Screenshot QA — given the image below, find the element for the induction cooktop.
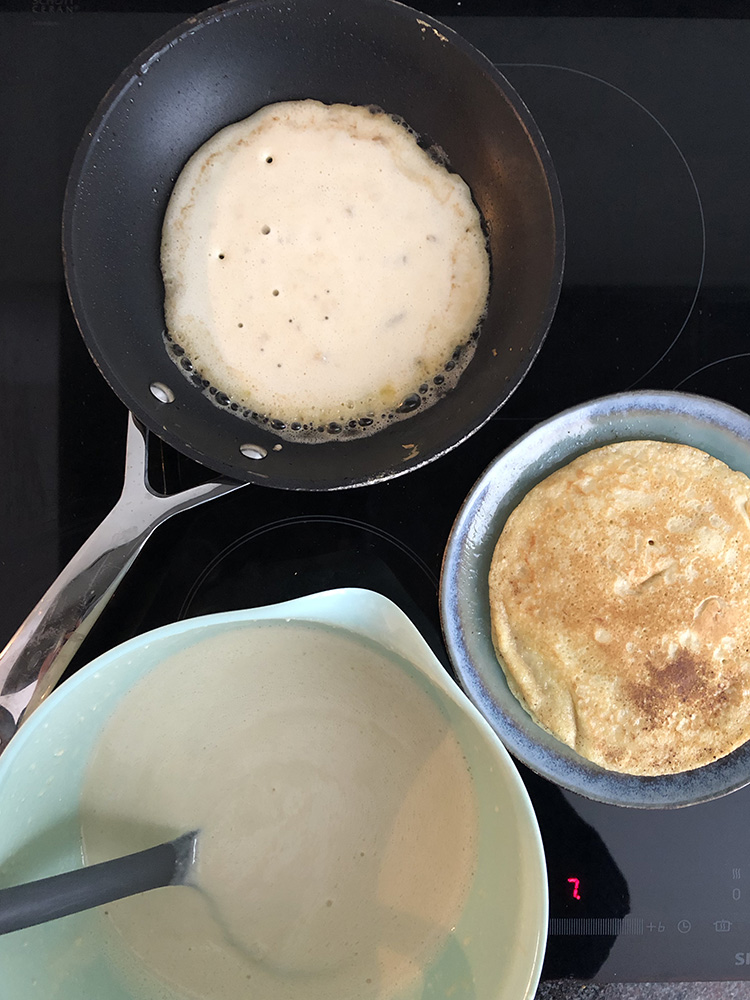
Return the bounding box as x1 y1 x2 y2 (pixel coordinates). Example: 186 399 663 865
2 1 750 983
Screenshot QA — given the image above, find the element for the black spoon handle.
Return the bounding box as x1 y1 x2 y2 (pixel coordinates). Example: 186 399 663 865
0 832 196 935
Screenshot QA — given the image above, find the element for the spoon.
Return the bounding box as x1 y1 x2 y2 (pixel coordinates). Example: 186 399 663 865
0 830 198 935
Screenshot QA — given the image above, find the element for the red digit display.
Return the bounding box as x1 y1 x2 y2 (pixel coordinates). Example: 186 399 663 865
567 877 581 900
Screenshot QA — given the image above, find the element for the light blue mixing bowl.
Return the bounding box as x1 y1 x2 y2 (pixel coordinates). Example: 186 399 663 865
0 588 547 1000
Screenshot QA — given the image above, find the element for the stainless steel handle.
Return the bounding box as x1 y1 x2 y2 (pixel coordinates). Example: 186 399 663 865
0 415 244 749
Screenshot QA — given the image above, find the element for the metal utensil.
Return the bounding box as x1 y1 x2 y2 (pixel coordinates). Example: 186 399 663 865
0 416 243 751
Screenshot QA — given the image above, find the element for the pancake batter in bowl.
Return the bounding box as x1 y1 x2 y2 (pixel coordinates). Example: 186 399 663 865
79 620 478 1000
160 99 490 439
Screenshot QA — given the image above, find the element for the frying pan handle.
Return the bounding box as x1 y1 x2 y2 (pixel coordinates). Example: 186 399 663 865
0 415 244 751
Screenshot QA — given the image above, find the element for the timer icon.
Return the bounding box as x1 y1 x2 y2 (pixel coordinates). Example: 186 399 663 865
677 919 691 934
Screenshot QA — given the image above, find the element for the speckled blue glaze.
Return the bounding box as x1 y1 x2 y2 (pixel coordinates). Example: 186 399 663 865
440 390 750 809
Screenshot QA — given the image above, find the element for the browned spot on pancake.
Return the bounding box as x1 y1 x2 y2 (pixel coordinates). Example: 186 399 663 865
602 744 624 767
627 651 706 722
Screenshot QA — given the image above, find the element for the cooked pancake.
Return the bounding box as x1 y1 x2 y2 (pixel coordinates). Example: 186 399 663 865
161 99 489 439
488 439 750 776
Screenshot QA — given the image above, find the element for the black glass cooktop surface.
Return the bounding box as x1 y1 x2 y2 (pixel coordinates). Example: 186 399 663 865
2 2 750 985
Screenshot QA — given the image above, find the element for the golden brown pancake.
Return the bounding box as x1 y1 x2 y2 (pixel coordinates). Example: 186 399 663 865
488 439 750 775
161 99 489 440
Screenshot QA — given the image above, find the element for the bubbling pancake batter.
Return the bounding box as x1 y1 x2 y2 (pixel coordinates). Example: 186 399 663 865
80 621 478 1000
160 100 490 439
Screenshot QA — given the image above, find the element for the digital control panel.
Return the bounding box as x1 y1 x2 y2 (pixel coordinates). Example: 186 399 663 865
526 768 750 981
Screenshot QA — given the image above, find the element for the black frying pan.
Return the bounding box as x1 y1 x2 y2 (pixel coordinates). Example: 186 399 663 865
0 0 564 745
62 0 564 490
